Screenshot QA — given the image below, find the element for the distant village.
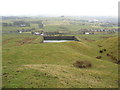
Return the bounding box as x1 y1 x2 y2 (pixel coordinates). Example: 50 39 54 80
2 20 118 35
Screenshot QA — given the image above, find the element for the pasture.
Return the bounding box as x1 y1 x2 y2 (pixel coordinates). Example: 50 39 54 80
2 17 119 88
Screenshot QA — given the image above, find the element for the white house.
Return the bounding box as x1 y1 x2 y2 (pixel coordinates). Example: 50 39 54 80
34 32 40 35
19 31 22 33
41 33 44 36
20 24 26 27
85 32 90 34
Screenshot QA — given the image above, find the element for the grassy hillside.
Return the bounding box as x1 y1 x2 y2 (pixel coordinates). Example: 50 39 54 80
2 33 118 88
96 36 119 63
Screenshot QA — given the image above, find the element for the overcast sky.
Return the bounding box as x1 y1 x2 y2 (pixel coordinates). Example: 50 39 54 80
0 0 119 16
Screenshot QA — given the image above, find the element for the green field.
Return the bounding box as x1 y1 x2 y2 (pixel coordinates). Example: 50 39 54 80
2 33 118 88
2 17 118 33
2 17 119 88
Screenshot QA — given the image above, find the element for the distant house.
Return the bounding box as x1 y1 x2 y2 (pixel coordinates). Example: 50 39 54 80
19 31 22 33
34 32 40 35
20 24 26 27
41 33 44 36
88 19 99 23
34 32 44 35
84 32 94 35
85 32 90 35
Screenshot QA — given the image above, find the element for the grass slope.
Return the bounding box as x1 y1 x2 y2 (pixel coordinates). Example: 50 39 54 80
2 33 118 88
96 36 118 63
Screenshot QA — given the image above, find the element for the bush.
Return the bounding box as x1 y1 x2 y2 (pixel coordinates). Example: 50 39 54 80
73 60 92 68
96 56 102 59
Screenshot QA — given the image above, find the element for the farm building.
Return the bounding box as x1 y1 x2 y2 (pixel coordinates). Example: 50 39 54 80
84 32 94 35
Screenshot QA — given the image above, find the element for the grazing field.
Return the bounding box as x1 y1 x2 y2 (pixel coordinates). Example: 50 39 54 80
2 33 118 88
43 24 94 32
2 16 118 88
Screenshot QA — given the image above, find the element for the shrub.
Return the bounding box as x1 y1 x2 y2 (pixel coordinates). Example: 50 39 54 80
73 60 92 68
99 50 103 53
98 45 102 47
96 56 102 59
103 49 106 51
106 53 111 56
117 60 120 64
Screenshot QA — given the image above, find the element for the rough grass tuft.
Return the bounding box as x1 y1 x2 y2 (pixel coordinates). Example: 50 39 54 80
73 60 92 68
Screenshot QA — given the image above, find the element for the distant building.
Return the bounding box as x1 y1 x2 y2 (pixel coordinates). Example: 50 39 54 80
20 24 26 27
41 33 44 36
85 32 90 34
33 31 44 35
19 31 22 33
34 32 40 35
88 19 99 23
84 32 94 35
